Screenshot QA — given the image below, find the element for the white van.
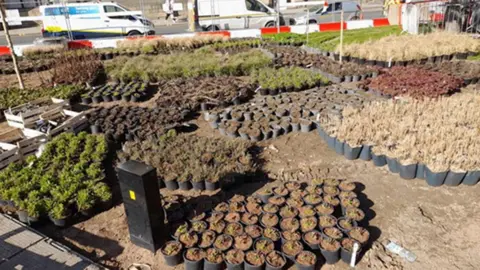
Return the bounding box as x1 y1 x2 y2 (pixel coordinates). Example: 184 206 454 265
39 2 155 40
196 0 284 30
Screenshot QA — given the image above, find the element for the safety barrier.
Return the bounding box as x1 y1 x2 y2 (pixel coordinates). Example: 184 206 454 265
0 18 390 56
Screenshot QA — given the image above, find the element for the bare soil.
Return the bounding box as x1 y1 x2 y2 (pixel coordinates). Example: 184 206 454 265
0 70 51 89
37 116 480 270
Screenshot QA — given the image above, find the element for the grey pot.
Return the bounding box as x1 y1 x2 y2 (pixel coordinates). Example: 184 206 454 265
425 167 447 187
462 171 480 186
359 145 372 161
398 163 417 180
386 157 399 173
300 122 312 133
344 144 362 160
416 163 426 179
334 138 344 155
291 122 300 132
444 171 466 186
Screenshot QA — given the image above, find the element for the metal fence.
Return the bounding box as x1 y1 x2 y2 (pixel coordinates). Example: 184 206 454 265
402 0 480 34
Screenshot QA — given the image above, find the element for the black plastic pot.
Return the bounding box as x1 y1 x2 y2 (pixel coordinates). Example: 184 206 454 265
183 251 203 270
112 95 121 101
260 88 269 95
262 129 272 140
302 230 321 250
425 167 447 187
81 97 92 104
341 245 361 265
191 180 206 191
358 58 365 65
344 144 362 160
416 163 426 179
359 145 372 161
463 171 480 186
444 171 466 186
344 75 352 83
165 179 179 190
265 251 286 270
294 252 316 270
398 163 417 180
334 138 344 155
336 217 358 234
178 180 192 191
90 125 101 134
386 157 399 173
92 96 102 103
272 127 282 139
257 193 272 204
352 75 360 82
333 53 340 61
102 95 112 102
320 245 340 264
204 258 223 270
49 215 69 227
122 95 131 102
162 243 183 266
245 260 264 270
17 210 28 223
371 153 387 167
206 180 220 191
225 258 243 270
269 88 279 95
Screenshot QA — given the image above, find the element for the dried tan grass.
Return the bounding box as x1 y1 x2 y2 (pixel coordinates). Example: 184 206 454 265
22 44 66 57
325 93 480 172
116 35 229 51
343 31 480 61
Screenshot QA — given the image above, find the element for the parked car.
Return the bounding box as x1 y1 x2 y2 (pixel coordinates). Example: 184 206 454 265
289 0 361 25
196 0 285 30
40 2 155 40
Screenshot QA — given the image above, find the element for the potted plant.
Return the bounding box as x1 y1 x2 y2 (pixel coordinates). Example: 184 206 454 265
172 222 189 240
281 240 303 261
318 214 337 229
341 238 361 264
280 217 300 232
246 196 262 204
285 181 301 192
323 185 340 196
323 227 343 240
179 231 199 248
205 248 224 270
302 230 322 250
319 237 340 264
214 234 234 251
254 238 275 255
184 248 205 270
298 205 316 218
281 230 301 244
303 194 322 206
225 249 245 270
210 220 226 234
273 186 289 197
263 227 280 243
286 197 304 208
339 181 356 192
241 213 259 226
245 225 263 239
265 251 286 270
324 178 340 186
262 203 279 215
348 227 370 245
279 205 299 219
234 233 253 251
230 194 245 202
345 207 365 222
295 251 317 270
161 241 183 266
49 203 71 227
268 196 286 207
199 230 217 248
229 201 246 213
208 211 225 222
192 221 208 234
246 202 262 215
300 216 317 233
260 213 279 228
225 212 241 223
256 188 273 204
305 185 323 195
225 222 244 237
312 178 324 186
245 250 265 270
315 202 335 216
215 203 229 213
76 189 95 217
339 190 357 200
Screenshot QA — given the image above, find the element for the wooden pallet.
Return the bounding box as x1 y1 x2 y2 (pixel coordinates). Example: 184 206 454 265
0 128 47 160
0 142 21 170
3 97 68 129
27 109 89 140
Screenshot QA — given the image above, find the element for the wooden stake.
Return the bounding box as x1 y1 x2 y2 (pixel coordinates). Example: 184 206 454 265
0 2 24 89
340 8 344 64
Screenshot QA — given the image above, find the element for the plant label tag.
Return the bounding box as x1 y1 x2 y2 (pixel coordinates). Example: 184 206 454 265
129 190 136 200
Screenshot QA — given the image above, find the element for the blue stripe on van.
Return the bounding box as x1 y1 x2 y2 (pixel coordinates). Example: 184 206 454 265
43 30 124 40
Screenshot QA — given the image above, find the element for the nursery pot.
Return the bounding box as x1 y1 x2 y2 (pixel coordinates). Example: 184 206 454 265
90 125 101 134
386 157 399 173
257 193 272 204
122 95 131 102
334 138 344 155
352 75 360 82
184 251 203 270
226 258 243 270
49 215 69 227
371 153 387 167
191 180 206 191
17 210 29 223
80 207 96 217
320 245 340 265
326 135 336 149
300 121 312 133
344 144 362 160
112 95 121 101
204 258 223 270
416 163 426 179
444 171 466 187
425 167 447 187
245 259 264 270
359 145 372 161
291 122 300 132
463 171 480 186
294 254 316 270
102 95 112 102
81 97 92 104
206 180 220 191
165 179 179 191
92 96 102 104
344 75 352 83
265 252 286 270
333 53 340 61
398 163 417 180
178 180 192 191
259 88 269 96
341 245 361 264
162 244 183 266
302 230 321 250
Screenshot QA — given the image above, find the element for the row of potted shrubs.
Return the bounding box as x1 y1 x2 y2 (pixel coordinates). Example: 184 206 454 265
161 179 370 270
81 82 151 104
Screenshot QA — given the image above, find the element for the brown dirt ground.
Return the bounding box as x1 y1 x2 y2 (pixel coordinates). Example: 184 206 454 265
36 113 480 270
0 71 51 89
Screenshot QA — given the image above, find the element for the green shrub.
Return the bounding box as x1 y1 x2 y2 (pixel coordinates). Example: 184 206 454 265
0 85 85 109
252 67 328 90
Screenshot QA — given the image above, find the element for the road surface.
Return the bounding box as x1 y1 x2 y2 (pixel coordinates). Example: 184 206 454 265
0 10 384 46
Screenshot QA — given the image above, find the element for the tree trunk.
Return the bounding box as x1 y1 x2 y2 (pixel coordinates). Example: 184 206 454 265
0 3 24 89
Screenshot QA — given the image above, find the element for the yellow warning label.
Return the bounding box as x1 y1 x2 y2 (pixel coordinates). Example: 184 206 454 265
129 190 136 200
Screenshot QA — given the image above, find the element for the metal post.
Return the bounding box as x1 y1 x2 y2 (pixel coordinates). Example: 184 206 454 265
61 0 73 40
306 8 309 45
139 0 146 36
0 2 24 89
340 8 344 63
276 0 280 32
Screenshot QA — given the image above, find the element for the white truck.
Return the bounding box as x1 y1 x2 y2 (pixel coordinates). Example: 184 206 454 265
39 2 155 39
196 0 284 30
